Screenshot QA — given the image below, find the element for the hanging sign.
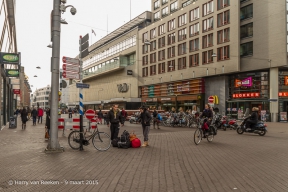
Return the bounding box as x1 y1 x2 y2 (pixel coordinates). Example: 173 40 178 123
0 52 20 64
6 69 19 77
13 89 20 94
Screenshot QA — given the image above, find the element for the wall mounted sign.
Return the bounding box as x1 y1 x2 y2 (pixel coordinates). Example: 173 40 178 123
0 52 20 64
127 70 133 75
235 77 252 87
232 92 260 98
279 92 288 97
6 69 19 77
13 89 20 94
117 83 129 93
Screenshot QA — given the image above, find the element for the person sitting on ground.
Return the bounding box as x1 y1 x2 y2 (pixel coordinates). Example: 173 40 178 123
245 107 259 131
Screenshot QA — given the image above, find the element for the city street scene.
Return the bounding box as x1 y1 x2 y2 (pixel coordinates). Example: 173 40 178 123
0 0 288 191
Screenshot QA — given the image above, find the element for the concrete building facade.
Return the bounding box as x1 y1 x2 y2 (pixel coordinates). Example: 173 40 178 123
31 85 51 109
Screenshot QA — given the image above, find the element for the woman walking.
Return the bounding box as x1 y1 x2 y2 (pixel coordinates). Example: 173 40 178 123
45 108 51 139
21 107 28 129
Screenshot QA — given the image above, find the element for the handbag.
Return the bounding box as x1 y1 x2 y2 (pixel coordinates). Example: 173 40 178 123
129 131 137 141
45 130 49 139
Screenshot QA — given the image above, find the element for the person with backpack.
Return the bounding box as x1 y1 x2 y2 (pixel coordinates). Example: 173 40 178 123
152 109 160 129
68 108 72 118
138 106 152 147
121 108 128 125
106 104 124 141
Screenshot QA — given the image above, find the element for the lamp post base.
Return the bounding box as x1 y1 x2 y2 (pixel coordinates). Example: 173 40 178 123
44 146 65 153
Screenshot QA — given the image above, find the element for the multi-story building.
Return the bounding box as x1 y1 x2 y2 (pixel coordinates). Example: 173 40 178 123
31 85 51 109
0 0 20 127
138 0 287 122
71 12 152 110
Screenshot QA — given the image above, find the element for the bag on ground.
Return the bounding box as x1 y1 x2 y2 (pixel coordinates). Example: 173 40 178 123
118 130 131 149
129 131 137 141
45 130 49 139
111 137 119 147
131 138 141 148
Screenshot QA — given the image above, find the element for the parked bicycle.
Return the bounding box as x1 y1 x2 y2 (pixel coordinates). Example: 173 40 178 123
68 124 111 151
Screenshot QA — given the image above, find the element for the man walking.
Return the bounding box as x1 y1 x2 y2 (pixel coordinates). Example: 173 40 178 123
97 109 104 124
138 106 152 147
121 108 128 125
37 107 44 124
106 104 124 141
31 107 38 126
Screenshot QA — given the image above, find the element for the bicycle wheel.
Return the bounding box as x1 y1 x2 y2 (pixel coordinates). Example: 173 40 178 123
207 134 214 142
68 131 81 150
194 129 202 145
92 132 111 151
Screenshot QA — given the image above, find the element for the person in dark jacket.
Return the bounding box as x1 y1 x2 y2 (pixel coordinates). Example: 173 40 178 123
106 104 124 140
138 106 152 147
68 108 73 118
45 108 51 139
152 109 159 129
199 104 213 138
97 109 104 124
31 107 38 125
246 107 259 130
21 107 28 130
121 108 128 125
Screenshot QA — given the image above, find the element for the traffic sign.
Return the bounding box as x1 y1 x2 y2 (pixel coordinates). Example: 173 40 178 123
80 34 89 45
62 64 79 72
76 83 90 89
62 56 80 65
80 34 89 59
62 71 79 79
208 96 214 103
85 109 95 120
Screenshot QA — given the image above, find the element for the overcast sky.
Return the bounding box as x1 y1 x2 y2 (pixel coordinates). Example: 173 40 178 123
16 0 150 93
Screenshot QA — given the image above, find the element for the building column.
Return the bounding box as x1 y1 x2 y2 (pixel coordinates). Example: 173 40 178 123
270 68 279 122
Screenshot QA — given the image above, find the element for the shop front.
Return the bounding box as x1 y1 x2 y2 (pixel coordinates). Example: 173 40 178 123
141 78 205 112
278 71 288 122
227 72 270 121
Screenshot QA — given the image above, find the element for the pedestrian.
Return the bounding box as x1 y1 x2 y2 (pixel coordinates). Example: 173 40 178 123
152 109 160 129
103 112 108 125
27 107 31 120
45 108 51 140
97 109 104 124
20 107 28 129
31 107 38 125
138 106 152 147
68 107 72 118
37 107 44 124
121 108 128 125
106 104 124 141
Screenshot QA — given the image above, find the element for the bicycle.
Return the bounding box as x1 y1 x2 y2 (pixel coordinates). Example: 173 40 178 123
194 118 214 145
68 125 111 151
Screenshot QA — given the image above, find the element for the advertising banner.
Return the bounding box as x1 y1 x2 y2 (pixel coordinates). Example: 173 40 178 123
280 112 287 121
260 110 266 121
0 52 20 64
6 69 19 77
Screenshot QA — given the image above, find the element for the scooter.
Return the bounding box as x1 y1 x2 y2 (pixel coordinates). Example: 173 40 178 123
236 109 268 136
222 119 238 131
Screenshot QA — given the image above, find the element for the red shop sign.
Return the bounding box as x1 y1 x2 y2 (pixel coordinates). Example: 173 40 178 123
232 92 260 98
279 92 288 97
13 89 20 94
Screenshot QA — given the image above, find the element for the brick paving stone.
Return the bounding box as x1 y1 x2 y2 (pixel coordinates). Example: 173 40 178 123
0 118 287 191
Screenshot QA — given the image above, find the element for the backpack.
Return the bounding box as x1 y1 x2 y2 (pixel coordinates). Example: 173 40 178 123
157 114 162 121
118 130 131 149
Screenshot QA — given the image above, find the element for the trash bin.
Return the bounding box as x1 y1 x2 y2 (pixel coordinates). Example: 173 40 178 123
9 115 17 128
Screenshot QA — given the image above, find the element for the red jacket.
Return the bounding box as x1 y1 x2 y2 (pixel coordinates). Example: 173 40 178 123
38 108 44 116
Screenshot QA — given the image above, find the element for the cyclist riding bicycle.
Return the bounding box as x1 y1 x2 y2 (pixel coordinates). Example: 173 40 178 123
199 104 213 138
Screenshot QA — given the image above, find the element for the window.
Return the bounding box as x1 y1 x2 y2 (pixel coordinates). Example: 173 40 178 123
217 45 230 60
202 33 213 48
170 1 178 12
217 0 230 10
203 17 214 32
142 67 148 77
240 41 253 57
168 60 176 71
162 0 168 5
154 11 160 20
150 65 157 75
189 54 199 67
240 23 253 39
189 38 199 51
178 57 187 70
217 28 230 44
150 28 156 39
168 46 175 58
203 1 214 16
143 55 148 65
159 23 166 35
190 7 200 21
151 40 157 50
162 6 169 17
168 19 175 32
158 36 165 48
240 4 253 20
217 10 230 27
158 62 165 74
178 28 187 41
202 50 214 64
178 42 187 55
178 13 187 27
168 32 176 44
158 49 165 61
150 53 157 63
154 0 160 10
143 32 148 42
143 44 149 53
189 23 200 36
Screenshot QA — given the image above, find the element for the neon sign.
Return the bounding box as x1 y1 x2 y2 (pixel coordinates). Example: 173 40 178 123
232 92 260 98
235 77 252 87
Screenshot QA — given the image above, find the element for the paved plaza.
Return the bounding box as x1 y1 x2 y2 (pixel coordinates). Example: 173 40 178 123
0 116 287 192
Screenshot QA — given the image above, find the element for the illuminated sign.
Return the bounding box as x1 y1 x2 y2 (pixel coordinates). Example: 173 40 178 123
6 69 19 77
285 77 288 85
235 77 252 87
279 92 288 97
0 52 20 64
232 92 260 98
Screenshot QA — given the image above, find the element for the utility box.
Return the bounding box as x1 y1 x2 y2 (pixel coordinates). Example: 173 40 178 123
9 115 17 128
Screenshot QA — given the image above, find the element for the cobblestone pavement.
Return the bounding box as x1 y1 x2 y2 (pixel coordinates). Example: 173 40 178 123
0 116 287 192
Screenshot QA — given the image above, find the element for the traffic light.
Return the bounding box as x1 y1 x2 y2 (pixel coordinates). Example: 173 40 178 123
58 91 62 101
